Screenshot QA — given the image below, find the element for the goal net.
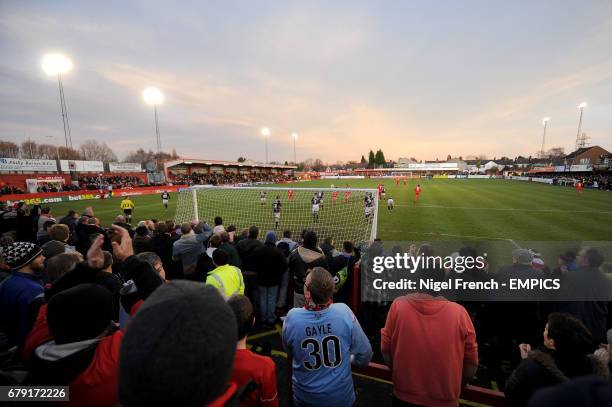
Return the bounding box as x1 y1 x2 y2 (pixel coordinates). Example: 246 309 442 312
174 186 379 244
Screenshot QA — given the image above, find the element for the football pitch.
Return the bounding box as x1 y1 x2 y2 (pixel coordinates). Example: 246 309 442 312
45 179 611 240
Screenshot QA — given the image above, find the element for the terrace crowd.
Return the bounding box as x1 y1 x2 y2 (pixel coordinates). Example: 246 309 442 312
171 172 295 186
0 202 611 406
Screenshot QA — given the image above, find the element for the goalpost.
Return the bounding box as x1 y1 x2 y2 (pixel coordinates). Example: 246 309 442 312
174 186 379 244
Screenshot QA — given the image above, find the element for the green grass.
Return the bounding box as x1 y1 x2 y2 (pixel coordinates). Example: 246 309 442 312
45 179 612 241
44 179 612 268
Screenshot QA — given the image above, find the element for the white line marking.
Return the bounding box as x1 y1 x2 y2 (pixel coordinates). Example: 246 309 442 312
386 230 521 247
393 203 612 214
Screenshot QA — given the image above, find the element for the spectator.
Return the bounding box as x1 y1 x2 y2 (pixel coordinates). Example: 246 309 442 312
29 284 122 407
236 225 262 271
195 234 222 281
289 230 327 307
277 229 297 253
505 312 607 406
113 215 134 236
41 224 76 259
0 242 45 347
206 249 245 298
119 281 238 406
220 230 241 268
381 288 478 407
149 222 175 277
36 219 56 245
283 267 372 407
172 222 212 274
527 377 612 407
213 216 225 235
132 225 152 254
329 241 356 302
251 231 287 327
58 209 78 240
137 251 166 281
228 295 279 407
557 247 611 345
37 207 54 232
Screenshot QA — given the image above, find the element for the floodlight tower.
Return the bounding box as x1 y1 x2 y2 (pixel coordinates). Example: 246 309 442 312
540 118 549 158
42 53 74 149
143 87 164 169
575 102 587 150
261 127 271 163
292 132 298 164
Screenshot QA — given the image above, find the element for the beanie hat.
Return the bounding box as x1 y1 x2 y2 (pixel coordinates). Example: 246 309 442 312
119 281 237 407
47 283 113 345
264 231 277 245
3 242 43 271
41 240 66 259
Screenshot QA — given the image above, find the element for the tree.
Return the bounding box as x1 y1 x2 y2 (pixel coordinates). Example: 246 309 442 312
21 139 39 159
237 157 246 162
37 144 59 160
80 140 118 162
360 155 367 164
0 140 19 158
368 150 375 168
57 146 82 160
546 147 565 158
312 158 325 172
374 149 386 166
446 154 452 161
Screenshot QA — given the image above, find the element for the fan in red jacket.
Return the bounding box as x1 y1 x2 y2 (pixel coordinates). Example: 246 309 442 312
29 283 122 407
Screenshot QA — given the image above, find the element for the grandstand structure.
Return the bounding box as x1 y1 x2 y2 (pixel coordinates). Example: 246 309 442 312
164 158 296 179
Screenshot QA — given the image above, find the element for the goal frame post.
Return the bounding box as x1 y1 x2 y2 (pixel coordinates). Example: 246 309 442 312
176 185 379 242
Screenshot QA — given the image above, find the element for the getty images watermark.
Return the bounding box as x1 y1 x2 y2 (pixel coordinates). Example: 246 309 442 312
360 241 612 302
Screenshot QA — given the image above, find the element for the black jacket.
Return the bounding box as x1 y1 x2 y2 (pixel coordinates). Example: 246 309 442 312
236 238 263 271
289 246 328 295
251 242 287 287
505 348 605 407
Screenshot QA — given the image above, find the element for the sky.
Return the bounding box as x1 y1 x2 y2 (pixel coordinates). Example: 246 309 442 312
1 0 612 163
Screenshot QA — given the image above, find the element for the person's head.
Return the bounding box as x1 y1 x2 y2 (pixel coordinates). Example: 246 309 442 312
43 219 56 232
283 230 292 239
343 241 354 254
544 312 593 357
576 247 604 268
304 267 334 306
135 225 149 237
4 242 45 273
323 237 334 248
227 295 255 341
78 216 89 225
119 281 237 407
180 222 192 235
41 207 51 215
303 230 318 248
66 209 76 218
219 231 230 243
46 252 83 282
156 222 168 235
87 217 99 226
248 226 259 240
265 231 276 245
212 249 229 267
214 216 223 226
49 224 70 243
137 252 165 280
47 283 114 344
114 215 126 224
558 251 576 266
209 234 222 249
82 206 94 217
512 248 534 265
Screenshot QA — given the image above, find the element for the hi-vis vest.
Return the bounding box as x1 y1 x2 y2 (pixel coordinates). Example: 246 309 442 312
206 264 245 299
120 200 134 210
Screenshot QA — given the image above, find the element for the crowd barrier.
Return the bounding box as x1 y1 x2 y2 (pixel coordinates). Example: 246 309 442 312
0 185 187 204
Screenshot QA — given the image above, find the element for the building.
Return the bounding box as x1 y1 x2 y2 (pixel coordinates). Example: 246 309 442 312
564 146 610 165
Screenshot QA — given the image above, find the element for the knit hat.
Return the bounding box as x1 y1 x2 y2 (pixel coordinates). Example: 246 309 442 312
119 281 237 407
47 283 114 345
265 231 277 244
3 242 43 271
41 240 66 259
512 248 534 265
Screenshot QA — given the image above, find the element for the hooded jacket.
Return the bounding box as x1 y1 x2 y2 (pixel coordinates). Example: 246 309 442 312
29 329 122 407
289 246 328 295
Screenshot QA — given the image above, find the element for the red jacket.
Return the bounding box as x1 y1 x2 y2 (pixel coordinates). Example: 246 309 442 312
22 303 52 362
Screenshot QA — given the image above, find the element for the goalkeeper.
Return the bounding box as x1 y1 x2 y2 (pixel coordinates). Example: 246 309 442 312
120 197 135 224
